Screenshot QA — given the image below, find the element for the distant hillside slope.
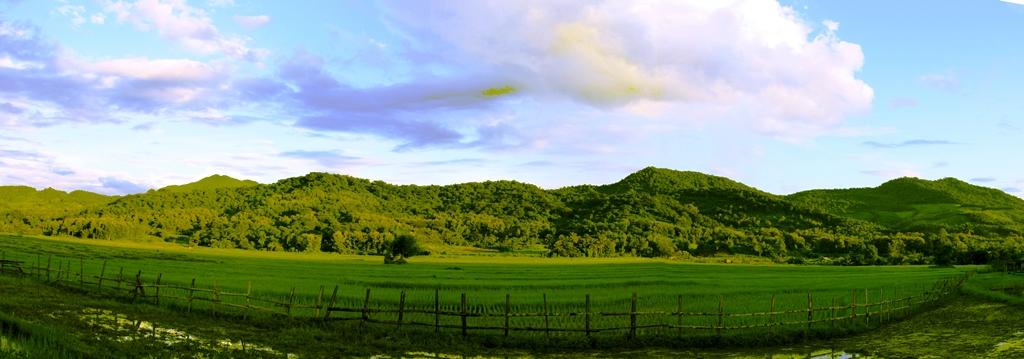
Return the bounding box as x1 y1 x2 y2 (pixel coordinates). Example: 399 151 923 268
2 167 1023 265
0 186 114 235
0 186 112 210
548 167 882 258
159 174 259 193
787 177 1024 236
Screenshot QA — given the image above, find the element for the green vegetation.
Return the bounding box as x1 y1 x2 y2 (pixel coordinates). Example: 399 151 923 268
5 269 1020 358
156 174 259 193
0 235 974 340
1 167 1023 265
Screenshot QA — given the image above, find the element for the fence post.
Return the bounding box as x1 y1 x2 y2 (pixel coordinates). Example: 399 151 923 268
115 267 124 296
717 295 724 339
398 290 406 330
865 288 870 325
831 298 836 327
852 290 857 326
505 294 511 337
132 270 142 302
880 288 885 322
244 282 252 320
901 285 905 317
46 255 51 282
315 285 325 318
79 258 84 288
461 293 467 337
154 274 162 306
188 278 196 313
212 280 220 317
630 293 638 340
55 261 62 283
286 287 295 317
98 261 106 292
584 294 591 337
807 292 813 333
677 295 683 339
543 293 550 337
36 254 40 277
770 294 776 334
324 285 338 320
362 289 371 323
434 288 439 333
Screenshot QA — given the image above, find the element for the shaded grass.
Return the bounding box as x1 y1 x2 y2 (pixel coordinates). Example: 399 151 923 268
0 310 78 359
960 272 1024 307
0 233 978 352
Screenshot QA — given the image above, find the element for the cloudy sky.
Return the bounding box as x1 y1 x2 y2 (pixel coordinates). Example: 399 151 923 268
1 0 1023 196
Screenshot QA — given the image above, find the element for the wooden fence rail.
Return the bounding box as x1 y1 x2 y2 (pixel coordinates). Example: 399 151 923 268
0 250 972 340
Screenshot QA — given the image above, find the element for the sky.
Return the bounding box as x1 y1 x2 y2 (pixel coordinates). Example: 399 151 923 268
1 0 1024 196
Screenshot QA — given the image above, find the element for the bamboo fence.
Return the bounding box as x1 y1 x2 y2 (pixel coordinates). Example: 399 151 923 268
0 250 973 340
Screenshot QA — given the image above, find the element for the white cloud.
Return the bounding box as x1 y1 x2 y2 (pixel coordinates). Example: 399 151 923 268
208 0 235 7
91 13 107 25
74 57 222 81
232 15 271 30
382 0 873 142
823 19 839 31
0 56 41 70
1001 0 1024 6
54 5 87 28
102 0 268 62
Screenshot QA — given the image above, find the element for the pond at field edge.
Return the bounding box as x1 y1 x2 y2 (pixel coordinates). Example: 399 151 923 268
0 335 21 354
58 308 298 358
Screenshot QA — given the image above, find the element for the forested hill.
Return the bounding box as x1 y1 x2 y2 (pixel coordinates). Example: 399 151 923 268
1 167 1023 265
787 177 1024 237
158 174 260 193
0 186 112 211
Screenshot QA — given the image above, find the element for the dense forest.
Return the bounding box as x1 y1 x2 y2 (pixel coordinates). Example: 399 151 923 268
2 167 1023 266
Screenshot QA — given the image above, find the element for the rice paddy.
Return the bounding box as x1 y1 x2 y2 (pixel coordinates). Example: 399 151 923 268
0 234 977 343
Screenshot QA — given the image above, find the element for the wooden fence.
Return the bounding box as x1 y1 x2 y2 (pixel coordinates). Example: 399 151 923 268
0 251 972 340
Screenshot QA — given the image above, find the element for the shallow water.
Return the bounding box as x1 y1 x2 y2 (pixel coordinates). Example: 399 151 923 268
59 308 297 358
0 335 21 353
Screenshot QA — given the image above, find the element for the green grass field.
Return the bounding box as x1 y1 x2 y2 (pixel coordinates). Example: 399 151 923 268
0 233 977 344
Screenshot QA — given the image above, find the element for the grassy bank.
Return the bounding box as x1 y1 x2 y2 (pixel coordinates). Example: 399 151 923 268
0 234 977 352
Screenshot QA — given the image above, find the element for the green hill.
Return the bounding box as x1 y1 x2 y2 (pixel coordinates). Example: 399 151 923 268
2 167 1023 265
787 177 1024 236
597 167 757 195
0 186 114 236
0 186 112 211
159 174 259 193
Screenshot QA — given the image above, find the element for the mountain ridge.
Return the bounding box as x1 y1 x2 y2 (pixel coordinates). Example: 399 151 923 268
158 174 260 193
1 167 1021 265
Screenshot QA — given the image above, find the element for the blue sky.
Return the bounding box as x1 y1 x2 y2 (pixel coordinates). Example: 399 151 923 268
1 0 1023 196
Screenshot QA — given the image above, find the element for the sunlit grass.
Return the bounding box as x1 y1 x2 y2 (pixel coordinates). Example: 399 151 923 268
0 234 974 340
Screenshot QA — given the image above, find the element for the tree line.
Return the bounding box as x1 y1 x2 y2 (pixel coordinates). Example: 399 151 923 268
2 167 1023 265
